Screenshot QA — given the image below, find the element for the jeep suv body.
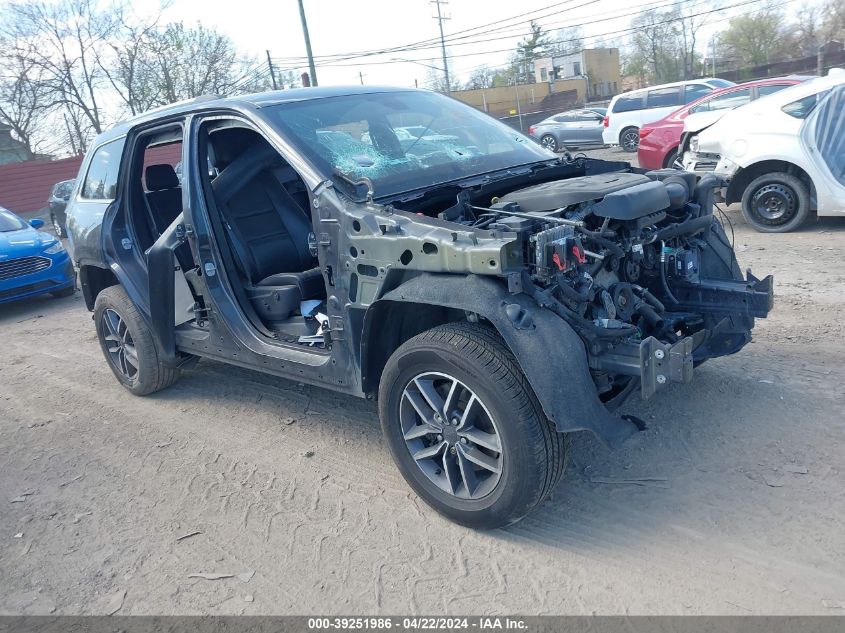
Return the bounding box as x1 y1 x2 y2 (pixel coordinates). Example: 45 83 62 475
67 87 772 528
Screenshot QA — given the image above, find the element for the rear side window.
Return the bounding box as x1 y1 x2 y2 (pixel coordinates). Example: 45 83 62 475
647 87 681 108
612 94 643 113
691 88 751 113
684 83 713 104
757 83 791 97
782 91 830 119
81 138 126 200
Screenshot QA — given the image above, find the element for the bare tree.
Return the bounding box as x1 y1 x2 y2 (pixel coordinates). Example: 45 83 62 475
548 26 584 57
630 9 681 83
1 0 122 151
0 55 56 158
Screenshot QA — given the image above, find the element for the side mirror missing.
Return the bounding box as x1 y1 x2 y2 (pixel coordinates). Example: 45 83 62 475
29 218 45 229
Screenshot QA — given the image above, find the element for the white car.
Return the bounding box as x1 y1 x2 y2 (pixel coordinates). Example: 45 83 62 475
682 70 845 232
602 78 733 151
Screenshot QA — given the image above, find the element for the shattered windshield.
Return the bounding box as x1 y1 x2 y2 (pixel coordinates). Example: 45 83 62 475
264 90 555 198
813 86 845 186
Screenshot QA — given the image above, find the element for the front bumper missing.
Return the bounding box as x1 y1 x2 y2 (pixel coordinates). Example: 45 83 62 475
591 335 694 399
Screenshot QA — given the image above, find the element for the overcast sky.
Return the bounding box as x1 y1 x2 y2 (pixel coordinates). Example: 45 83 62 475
157 0 803 88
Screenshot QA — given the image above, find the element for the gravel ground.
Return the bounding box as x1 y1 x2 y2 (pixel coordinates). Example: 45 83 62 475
2 180 845 616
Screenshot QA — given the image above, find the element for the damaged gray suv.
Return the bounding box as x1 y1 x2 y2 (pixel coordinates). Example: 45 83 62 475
66 86 773 528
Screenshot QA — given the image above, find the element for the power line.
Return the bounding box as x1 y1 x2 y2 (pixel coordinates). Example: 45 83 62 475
270 0 781 74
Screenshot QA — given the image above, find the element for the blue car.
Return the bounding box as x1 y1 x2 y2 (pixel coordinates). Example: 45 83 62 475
0 206 75 304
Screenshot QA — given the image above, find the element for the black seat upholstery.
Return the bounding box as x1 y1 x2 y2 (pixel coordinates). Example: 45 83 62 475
145 164 182 233
211 142 324 323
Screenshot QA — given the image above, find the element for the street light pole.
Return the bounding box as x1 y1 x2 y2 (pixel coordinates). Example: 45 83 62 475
297 0 318 87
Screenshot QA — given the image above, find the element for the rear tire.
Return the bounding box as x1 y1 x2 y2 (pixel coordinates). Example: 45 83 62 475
619 127 639 152
664 148 680 169
740 172 810 233
94 285 181 396
51 214 67 238
378 322 568 529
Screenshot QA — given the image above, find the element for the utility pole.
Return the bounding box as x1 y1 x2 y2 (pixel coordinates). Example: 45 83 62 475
711 35 716 77
359 71 364 85
431 0 451 94
297 0 318 87
266 50 278 90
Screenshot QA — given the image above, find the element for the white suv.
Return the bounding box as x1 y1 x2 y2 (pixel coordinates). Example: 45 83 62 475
682 71 845 232
603 78 733 151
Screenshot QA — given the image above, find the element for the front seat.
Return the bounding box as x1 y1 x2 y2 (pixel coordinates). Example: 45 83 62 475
211 142 324 324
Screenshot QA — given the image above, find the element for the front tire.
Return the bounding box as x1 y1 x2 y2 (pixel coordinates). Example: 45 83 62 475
94 285 181 396
741 172 810 233
378 322 567 529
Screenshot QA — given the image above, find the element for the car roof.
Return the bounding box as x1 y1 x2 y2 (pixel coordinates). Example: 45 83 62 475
741 71 845 109
92 85 426 146
610 78 725 101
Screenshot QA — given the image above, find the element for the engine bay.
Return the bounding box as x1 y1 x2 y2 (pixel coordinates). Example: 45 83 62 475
426 165 774 404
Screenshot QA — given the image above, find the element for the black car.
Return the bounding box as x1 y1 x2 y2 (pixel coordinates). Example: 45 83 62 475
66 87 773 528
48 179 75 237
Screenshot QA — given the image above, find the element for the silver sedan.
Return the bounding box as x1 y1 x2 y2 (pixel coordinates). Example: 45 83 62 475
528 108 607 152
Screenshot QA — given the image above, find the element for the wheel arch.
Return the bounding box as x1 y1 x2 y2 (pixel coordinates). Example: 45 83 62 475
361 273 639 447
726 160 815 206
619 124 639 143
79 264 118 311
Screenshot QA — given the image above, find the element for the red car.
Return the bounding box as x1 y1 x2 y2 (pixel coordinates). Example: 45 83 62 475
637 77 808 170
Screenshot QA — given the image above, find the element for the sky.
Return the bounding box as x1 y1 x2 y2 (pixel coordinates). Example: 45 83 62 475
155 0 809 89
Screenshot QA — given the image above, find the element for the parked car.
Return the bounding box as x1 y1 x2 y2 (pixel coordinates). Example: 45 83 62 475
528 108 607 151
0 206 75 304
47 179 75 238
682 71 845 232
638 77 808 170
66 86 772 528
603 78 734 151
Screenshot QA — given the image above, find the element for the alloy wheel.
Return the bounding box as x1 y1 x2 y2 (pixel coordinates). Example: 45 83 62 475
400 372 503 500
540 135 557 152
621 129 639 152
101 308 138 379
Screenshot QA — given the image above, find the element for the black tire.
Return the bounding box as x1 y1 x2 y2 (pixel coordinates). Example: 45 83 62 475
619 127 639 152
51 214 67 238
93 285 180 396
378 322 568 529
740 172 810 233
664 148 679 169
540 134 558 153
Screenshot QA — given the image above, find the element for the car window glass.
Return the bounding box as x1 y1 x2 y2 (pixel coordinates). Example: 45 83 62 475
783 90 830 119
81 138 126 200
706 79 734 88
692 88 752 113
813 87 845 186
575 111 600 121
685 83 714 104
553 114 573 123
612 94 642 113
647 87 681 108
757 83 790 97
0 208 27 232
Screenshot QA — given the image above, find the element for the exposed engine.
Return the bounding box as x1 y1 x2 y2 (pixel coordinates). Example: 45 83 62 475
452 169 773 404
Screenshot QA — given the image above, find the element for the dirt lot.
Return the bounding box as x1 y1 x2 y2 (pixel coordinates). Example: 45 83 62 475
2 154 845 615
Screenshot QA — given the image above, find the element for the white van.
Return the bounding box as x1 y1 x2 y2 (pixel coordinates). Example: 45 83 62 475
602 78 734 151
